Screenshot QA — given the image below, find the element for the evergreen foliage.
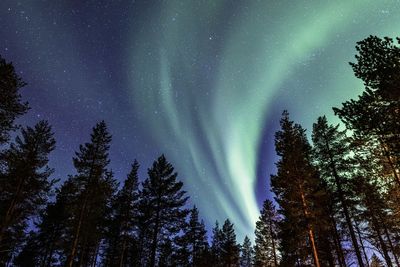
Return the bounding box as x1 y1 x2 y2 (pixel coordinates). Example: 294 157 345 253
253 199 279 267
211 221 223 266
0 55 29 145
240 236 253 267
139 154 189 267
271 111 329 267
220 219 240 267
102 160 140 266
62 121 118 267
0 121 55 264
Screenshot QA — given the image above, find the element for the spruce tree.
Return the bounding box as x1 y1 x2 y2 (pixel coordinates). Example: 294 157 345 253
240 236 252 267
253 199 279 267
139 154 189 267
220 219 239 267
0 55 29 145
0 121 55 264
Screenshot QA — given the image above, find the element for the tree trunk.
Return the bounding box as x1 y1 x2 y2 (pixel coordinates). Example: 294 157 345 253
299 187 321 267
354 222 369 266
371 215 393 267
67 145 99 267
119 238 127 267
0 174 25 245
381 219 400 266
66 198 87 267
330 216 346 267
91 241 100 267
43 234 55 267
269 219 278 267
149 211 160 267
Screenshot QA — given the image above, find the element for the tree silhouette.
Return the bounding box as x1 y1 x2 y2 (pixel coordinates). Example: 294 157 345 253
240 236 252 267
220 219 239 267
312 116 364 266
102 160 140 267
211 221 223 267
0 121 55 264
0 55 29 145
254 199 279 267
62 121 117 267
271 111 327 267
139 154 189 267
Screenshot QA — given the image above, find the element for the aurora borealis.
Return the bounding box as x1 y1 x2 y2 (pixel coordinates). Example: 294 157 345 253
1 1 400 240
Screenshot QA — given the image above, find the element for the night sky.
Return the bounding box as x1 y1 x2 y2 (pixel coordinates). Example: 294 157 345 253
1 0 399 240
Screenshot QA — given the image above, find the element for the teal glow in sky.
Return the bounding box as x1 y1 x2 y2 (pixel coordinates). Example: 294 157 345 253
2 0 400 240
128 1 400 239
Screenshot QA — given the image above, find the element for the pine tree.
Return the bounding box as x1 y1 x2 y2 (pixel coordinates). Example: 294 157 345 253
240 236 252 267
139 154 189 267
333 36 400 266
158 238 175 266
102 160 140 267
15 195 69 267
351 166 399 267
334 89 400 186
312 116 365 266
13 231 39 267
253 199 278 267
333 36 400 186
0 55 29 145
270 111 325 267
62 121 117 267
349 36 400 101
221 219 240 267
211 221 223 267
0 121 55 264
176 206 209 267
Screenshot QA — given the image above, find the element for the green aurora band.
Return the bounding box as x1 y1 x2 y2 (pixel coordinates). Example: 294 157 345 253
129 1 400 238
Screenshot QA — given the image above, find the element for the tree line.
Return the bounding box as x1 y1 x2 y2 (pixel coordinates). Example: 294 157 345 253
0 35 399 266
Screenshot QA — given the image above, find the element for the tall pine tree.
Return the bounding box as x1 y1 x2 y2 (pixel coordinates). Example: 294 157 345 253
102 160 140 267
0 121 55 264
334 36 400 186
271 111 325 267
220 219 239 267
175 205 209 267
62 121 117 267
139 154 189 267
253 199 279 267
211 221 223 267
240 236 252 267
312 116 365 266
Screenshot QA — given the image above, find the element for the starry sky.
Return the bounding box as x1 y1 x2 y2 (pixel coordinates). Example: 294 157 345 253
1 0 400 240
